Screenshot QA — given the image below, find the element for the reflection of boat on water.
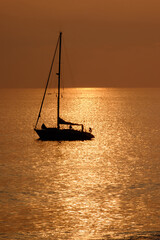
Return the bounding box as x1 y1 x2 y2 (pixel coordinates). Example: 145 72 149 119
34 32 94 141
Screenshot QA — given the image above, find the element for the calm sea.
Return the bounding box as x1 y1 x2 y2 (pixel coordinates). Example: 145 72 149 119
0 88 160 240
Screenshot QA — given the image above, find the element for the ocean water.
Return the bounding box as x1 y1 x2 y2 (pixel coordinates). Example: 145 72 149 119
0 88 160 240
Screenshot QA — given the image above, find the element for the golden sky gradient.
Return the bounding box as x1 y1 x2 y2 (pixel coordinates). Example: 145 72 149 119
1 0 160 87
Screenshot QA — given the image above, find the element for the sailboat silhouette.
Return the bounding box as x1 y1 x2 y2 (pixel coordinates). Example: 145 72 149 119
34 32 94 141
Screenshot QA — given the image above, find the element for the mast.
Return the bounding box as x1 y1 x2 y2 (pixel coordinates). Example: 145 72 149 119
57 32 62 129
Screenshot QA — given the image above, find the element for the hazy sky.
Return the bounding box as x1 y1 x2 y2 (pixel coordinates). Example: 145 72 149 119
1 0 160 87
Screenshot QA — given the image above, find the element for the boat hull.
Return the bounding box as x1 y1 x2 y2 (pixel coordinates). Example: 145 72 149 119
34 128 94 141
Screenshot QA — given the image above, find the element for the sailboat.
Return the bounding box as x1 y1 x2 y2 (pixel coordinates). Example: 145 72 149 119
34 32 94 141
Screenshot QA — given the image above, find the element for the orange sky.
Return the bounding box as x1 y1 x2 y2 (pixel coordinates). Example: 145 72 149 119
1 0 160 87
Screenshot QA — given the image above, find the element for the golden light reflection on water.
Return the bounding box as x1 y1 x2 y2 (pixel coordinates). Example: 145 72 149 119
0 88 160 239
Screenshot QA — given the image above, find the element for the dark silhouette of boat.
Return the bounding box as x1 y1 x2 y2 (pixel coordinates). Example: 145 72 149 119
34 32 94 141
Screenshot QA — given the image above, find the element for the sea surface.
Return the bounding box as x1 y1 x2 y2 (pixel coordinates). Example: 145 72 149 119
0 88 160 240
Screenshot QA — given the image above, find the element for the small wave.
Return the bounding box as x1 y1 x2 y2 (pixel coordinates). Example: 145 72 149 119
103 231 160 240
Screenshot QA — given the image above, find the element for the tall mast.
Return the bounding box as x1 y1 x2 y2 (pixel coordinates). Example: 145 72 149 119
57 32 62 129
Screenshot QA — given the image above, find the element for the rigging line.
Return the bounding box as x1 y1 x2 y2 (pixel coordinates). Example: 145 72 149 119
63 37 75 87
35 35 60 129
